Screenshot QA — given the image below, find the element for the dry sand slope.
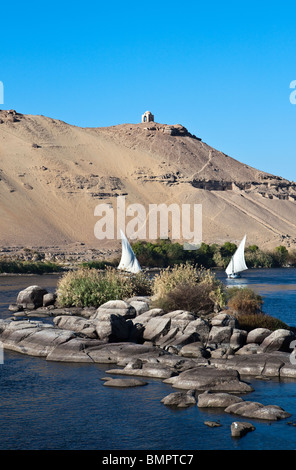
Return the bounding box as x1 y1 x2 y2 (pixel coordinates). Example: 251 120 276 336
1 109 296 252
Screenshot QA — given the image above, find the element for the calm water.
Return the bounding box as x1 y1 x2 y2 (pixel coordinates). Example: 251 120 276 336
1 270 296 450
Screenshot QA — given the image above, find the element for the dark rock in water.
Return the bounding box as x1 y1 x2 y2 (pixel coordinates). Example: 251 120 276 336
106 361 177 379
103 378 148 387
225 400 291 420
16 285 48 309
161 390 196 408
204 421 222 428
231 422 255 438
197 391 244 408
165 366 253 393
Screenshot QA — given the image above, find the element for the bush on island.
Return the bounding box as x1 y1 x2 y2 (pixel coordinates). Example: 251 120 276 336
152 264 226 315
56 267 152 308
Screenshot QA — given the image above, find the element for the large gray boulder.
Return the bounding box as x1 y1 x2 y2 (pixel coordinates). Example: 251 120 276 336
142 316 171 342
225 400 291 420
197 391 244 408
47 341 157 364
54 315 98 338
103 378 148 387
94 312 132 342
230 329 247 351
165 332 200 354
92 300 136 319
16 285 48 309
133 308 164 326
128 300 150 316
211 313 238 328
165 366 253 393
0 319 75 357
43 293 57 307
106 361 177 379
246 328 272 344
183 317 211 343
260 329 295 353
211 351 289 377
179 341 210 358
161 310 195 331
161 390 196 408
207 326 233 348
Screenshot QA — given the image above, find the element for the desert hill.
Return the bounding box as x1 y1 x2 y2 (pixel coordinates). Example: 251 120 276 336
1 108 296 258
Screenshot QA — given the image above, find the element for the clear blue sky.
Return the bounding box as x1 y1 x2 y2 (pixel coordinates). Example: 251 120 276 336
1 0 296 180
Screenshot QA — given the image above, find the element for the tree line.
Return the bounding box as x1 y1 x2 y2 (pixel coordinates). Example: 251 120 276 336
131 239 294 269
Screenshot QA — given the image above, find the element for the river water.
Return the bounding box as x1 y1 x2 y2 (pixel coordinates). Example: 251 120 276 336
0 269 296 450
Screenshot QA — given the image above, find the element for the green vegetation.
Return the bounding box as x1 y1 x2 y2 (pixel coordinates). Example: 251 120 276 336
56 267 152 308
55 261 289 334
132 239 295 269
236 312 289 332
79 260 117 270
0 259 62 274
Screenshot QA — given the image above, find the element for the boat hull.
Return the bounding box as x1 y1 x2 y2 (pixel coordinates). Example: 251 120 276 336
227 273 241 279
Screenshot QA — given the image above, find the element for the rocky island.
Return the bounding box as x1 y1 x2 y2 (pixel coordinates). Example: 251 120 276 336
2 283 295 437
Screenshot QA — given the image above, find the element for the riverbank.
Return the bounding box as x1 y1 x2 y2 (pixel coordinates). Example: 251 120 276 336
1 239 296 275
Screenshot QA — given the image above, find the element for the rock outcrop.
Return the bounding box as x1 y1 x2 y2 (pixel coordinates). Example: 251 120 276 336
231 422 255 438
161 390 197 408
16 285 48 309
225 401 291 421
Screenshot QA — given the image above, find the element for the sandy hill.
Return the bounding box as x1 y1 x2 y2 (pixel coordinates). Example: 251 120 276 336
1 109 296 257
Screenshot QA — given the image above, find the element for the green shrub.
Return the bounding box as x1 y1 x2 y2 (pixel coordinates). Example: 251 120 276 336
79 260 116 270
227 287 263 314
236 312 289 332
0 259 61 274
56 267 151 308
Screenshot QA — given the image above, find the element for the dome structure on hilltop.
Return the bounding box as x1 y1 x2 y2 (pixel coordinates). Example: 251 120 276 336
141 111 154 123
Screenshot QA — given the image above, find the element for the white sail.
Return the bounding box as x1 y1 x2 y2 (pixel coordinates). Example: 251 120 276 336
225 235 248 276
117 229 142 274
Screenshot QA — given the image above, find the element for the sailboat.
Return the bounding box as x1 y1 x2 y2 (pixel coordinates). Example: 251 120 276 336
225 235 248 279
117 229 142 274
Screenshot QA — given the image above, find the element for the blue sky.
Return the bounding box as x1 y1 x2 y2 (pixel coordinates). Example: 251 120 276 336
1 0 296 180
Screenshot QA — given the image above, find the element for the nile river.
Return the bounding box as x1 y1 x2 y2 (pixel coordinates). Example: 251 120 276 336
0 269 296 450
